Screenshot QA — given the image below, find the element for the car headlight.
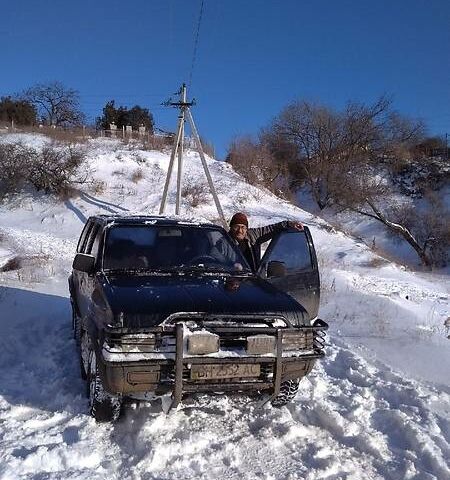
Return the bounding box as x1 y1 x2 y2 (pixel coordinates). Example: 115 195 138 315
187 332 219 355
110 333 156 353
282 331 314 351
247 335 275 355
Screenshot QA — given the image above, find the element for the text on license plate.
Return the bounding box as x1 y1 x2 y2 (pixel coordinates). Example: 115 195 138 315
190 363 260 380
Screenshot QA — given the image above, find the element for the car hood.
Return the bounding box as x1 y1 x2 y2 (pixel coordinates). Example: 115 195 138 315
99 273 306 327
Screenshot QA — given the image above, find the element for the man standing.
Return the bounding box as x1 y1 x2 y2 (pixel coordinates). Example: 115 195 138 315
227 212 303 271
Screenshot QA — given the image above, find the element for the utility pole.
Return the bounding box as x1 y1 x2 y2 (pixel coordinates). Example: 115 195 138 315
159 84 227 229
176 85 186 215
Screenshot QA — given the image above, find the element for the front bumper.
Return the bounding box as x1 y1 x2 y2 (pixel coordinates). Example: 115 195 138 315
98 318 328 407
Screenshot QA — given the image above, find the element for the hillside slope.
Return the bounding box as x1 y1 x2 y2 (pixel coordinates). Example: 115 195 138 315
0 134 449 480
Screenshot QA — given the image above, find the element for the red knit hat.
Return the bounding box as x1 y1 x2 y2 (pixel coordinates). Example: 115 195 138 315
230 212 248 227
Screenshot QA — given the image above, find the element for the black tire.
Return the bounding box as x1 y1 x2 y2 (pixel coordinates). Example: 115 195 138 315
271 379 301 407
88 351 122 423
80 330 90 384
79 349 87 381
72 307 82 347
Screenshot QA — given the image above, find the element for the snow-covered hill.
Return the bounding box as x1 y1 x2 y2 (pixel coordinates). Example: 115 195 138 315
0 134 449 480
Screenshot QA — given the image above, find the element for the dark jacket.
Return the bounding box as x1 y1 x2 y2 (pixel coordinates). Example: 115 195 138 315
215 221 290 271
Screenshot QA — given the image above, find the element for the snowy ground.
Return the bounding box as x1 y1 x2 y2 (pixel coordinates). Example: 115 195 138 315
0 134 449 480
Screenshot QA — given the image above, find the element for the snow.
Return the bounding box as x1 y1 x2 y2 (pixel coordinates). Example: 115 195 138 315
0 133 449 479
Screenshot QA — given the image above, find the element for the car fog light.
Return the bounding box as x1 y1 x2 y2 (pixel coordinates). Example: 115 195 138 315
117 333 156 352
282 331 313 351
247 335 275 355
187 332 219 355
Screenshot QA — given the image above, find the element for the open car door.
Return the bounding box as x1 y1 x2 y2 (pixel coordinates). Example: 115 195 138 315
257 227 320 321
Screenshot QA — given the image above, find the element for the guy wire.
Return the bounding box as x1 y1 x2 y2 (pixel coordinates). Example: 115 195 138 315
188 0 205 90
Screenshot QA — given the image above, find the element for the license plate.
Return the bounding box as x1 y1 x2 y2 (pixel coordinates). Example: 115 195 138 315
190 363 260 380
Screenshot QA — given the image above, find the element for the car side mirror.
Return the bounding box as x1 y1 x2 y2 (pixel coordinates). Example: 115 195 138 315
267 260 286 278
73 253 95 274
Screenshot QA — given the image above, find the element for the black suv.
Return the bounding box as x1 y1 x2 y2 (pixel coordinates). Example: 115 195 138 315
69 216 328 422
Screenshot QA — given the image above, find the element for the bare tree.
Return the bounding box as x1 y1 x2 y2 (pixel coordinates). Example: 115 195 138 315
270 96 425 210
268 96 436 265
334 164 437 267
226 136 289 196
271 98 385 209
259 128 304 189
22 81 85 127
271 101 349 209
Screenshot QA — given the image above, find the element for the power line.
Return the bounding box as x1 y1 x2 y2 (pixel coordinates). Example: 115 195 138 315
188 0 205 90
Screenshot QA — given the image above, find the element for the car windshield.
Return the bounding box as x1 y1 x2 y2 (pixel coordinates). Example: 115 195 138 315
102 224 252 274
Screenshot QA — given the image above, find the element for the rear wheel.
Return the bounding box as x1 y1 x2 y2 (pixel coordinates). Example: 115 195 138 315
271 379 301 407
88 351 122 422
72 305 82 346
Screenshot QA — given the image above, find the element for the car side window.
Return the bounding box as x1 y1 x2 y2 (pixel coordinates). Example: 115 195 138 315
90 226 103 259
78 221 94 253
260 231 313 276
76 221 91 253
85 223 100 255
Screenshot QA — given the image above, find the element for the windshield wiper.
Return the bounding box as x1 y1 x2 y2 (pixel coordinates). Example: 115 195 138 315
103 268 175 276
180 265 252 275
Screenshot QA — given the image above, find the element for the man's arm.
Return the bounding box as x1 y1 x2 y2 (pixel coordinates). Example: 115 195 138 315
247 220 304 245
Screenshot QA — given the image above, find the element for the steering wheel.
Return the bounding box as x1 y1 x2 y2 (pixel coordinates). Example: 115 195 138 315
188 255 220 265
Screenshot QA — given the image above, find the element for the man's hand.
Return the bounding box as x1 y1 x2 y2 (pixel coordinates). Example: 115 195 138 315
288 221 304 231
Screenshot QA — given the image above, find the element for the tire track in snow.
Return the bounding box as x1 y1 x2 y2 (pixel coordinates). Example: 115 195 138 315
0 227 77 262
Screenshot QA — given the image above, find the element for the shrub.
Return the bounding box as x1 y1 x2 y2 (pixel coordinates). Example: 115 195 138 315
0 96 37 126
200 137 215 158
226 136 292 200
0 143 35 195
90 179 106 195
182 181 209 208
27 144 86 196
131 168 144 183
0 142 86 199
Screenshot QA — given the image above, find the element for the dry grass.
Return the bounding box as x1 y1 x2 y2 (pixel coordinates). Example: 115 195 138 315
140 135 174 152
2 125 176 153
359 256 390 268
90 179 106 195
131 168 144 183
19 125 91 144
182 182 209 208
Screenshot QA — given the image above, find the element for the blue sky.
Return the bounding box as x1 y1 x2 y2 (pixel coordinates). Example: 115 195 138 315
2 0 449 158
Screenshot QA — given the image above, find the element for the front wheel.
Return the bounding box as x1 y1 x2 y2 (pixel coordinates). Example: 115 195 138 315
271 379 301 407
88 351 122 422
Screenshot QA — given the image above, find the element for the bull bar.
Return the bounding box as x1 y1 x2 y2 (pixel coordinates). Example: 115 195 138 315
168 316 328 410
100 314 328 409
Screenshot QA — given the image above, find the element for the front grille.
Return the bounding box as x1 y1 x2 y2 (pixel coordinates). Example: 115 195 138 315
282 331 314 350
219 335 247 349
